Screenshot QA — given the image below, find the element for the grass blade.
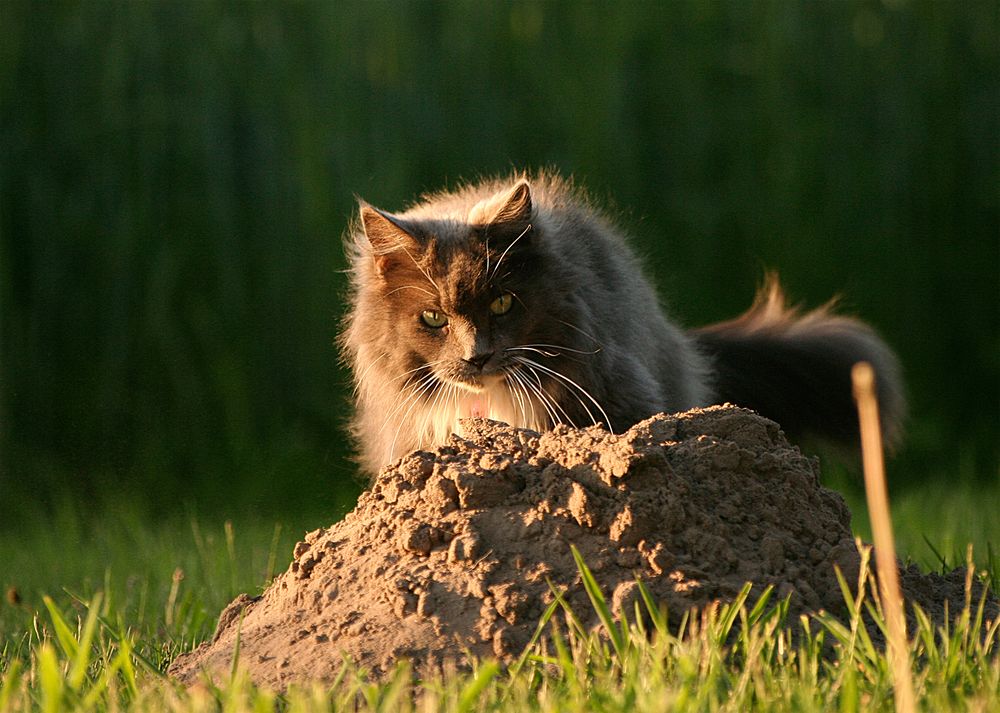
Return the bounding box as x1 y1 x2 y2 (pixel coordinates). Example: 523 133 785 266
230 605 245 681
508 596 561 678
36 642 64 713
715 582 752 646
456 661 499 713
635 578 670 641
0 660 22 710
41 596 79 662
570 544 625 658
68 591 102 691
746 584 775 625
921 535 949 573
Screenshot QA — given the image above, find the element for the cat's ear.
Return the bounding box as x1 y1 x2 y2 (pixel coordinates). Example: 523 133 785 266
470 180 533 232
359 203 416 252
487 180 533 228
358 202 422 276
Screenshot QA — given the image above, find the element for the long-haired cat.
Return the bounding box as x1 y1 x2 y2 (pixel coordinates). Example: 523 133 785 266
341 173 903 475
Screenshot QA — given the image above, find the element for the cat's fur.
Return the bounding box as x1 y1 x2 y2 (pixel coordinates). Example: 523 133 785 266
341 173 904 475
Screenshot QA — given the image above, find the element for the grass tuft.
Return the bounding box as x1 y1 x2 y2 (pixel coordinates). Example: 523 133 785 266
1 502 997 711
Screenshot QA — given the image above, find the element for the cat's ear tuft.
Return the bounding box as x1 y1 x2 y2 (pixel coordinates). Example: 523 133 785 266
358 202 421 276
488 180 533 227
469 180 534 229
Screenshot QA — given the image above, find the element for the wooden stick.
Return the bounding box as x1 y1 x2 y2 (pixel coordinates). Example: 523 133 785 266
852 361 916 713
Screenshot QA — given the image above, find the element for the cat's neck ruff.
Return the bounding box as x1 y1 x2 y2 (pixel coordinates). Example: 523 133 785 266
389 381 548 465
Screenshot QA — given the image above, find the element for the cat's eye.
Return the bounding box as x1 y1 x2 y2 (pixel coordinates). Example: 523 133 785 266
490 293 514 316
421 310 448 328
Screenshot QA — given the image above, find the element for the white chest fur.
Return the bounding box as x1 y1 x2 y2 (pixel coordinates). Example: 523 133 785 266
381 381 549 466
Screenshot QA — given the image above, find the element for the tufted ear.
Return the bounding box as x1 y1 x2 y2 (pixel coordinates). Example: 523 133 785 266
468 180 533 229
486 180 532 229
358 202 423 277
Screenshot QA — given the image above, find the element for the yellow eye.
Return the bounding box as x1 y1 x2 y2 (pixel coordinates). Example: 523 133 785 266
490 293 513 315
421 310 448 328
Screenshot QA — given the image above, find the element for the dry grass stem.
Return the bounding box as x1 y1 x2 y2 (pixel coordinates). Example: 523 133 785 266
852 361 916 713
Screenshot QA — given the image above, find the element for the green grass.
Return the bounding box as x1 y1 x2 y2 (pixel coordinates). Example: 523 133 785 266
2 3 995 707
1 477 998 711
830 474 1000 591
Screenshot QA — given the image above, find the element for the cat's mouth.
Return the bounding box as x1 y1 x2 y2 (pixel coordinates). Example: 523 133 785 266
448 371 502 393
448 375 484 393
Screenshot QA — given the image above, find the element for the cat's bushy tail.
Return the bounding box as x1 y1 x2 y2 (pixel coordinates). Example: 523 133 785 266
692 275 905 446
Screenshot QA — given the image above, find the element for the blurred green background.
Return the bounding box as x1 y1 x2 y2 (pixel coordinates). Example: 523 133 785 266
1 1 997 524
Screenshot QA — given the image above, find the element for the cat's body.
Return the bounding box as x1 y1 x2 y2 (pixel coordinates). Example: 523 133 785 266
341 173 903 475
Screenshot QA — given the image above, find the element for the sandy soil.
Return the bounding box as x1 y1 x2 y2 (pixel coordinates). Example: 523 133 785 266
169 406 995 688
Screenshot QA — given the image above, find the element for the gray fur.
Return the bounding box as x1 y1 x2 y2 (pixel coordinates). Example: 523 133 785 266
340 173 904 475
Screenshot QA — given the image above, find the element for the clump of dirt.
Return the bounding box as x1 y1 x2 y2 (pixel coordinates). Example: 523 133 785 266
169 406 995 688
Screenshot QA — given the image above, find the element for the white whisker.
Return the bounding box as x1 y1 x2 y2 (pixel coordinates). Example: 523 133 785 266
507 369 534 426
515 359 585 426
514 356 612 431
389 373 440 461
518 357 598 426
489 223 532 281
518 343 602 355
512 370 555 427
506 290 528 312
398 244 441 293
556 319 605 350
504 370 529 425
388 359 446 386
513 364 571 428
378 371 437 436
506 346 562 358
383 284 437 299
417 374 446 443
352 352 388 397
525 366 578 427
507 367 538 422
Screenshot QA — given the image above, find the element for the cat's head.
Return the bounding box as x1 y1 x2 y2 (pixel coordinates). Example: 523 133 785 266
354 180 545 394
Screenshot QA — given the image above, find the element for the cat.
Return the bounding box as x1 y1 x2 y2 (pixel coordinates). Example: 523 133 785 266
340 172 904 475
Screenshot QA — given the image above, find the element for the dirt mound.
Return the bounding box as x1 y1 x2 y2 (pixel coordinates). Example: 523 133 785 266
169 406 994 688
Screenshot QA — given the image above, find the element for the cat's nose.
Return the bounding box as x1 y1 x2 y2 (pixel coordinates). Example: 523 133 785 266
464 351 494 370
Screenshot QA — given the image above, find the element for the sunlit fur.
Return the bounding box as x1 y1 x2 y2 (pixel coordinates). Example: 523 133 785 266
340 173 710 474
340 172 904 475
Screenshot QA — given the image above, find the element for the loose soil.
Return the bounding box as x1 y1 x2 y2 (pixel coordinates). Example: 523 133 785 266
169 406 996 688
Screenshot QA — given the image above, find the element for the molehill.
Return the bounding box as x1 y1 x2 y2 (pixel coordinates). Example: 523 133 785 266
169 406 995 688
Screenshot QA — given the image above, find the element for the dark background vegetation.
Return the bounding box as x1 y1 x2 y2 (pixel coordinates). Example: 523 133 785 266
1 1 997 524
